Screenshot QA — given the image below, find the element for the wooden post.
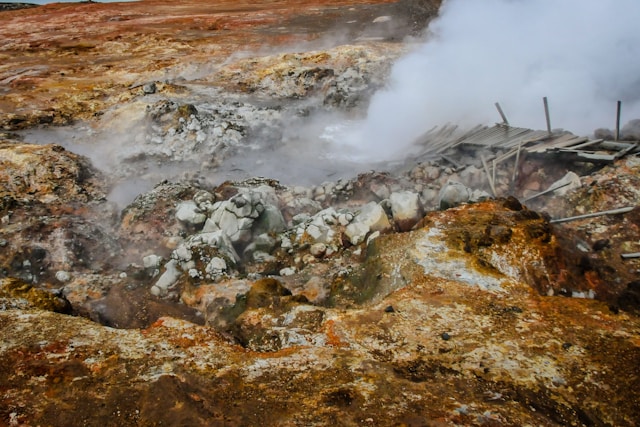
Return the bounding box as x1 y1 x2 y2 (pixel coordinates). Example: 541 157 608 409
615 100 622 141
495 102 509 126
543 97 551 134
481 154 497 197
511 141 522 185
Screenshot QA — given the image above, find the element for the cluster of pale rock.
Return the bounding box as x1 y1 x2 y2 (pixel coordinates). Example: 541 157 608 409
147 176 488 298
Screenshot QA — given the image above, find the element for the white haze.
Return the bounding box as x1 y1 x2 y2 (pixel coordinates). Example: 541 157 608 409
341 0 640 161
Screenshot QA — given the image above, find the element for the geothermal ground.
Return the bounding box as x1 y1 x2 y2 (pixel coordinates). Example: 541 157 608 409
1 1 640 426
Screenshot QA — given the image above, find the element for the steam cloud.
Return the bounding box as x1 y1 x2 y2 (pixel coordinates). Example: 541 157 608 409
351 0 640 160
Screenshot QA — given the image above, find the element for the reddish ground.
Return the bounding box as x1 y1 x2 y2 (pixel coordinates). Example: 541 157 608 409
0 0 440 129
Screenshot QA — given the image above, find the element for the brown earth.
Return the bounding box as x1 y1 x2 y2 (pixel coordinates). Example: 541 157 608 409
0 0 439 129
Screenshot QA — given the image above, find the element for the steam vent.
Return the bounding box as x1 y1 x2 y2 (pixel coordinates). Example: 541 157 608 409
2 0 640 425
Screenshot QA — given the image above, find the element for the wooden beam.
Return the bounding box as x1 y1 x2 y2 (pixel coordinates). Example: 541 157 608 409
550 206 635 224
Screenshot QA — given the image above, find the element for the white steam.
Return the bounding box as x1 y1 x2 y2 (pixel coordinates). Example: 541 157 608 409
348 0 640 161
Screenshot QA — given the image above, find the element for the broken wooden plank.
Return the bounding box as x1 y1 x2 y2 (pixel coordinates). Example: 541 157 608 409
567 139 604 150
554 150 617 162
614 142 639 159
550 206 635 224
481 154 497 197
522 181 571 202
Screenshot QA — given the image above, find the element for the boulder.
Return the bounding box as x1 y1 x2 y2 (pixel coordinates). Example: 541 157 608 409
344 202 392 245
389 191 424 231
438 180 472 210
175 201 207 226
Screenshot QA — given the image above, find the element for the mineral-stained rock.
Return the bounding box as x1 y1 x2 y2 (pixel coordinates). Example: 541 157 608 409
0 277 71 313
0 142 106 205
119 181 199 257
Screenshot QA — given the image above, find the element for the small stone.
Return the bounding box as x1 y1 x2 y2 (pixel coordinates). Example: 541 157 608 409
205 257 227 275
310 243 327 257
55 270 71 282
441 332 451 341
279 267 296 276
384 305 395 313
592 239 610 251
142 82 157 94
562 342 573 350
174 245 193 262
143 254 163 269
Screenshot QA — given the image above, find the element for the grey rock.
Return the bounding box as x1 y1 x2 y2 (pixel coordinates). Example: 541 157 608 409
438 181 472 210
253 204 286 236
142 82 157 94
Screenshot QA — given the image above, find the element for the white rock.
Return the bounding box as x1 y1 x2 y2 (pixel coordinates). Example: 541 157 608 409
343 201 391 246
345 222 370 246
154 259 181 296
142 254 163 269
366 231 381 245
356 201 392 232
389 191 423 231
176 201 207 225
373 15 392 23
279 267 296 277
205 257 227 275
173 245 193 262
55 270 71 282
310 243 327 257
